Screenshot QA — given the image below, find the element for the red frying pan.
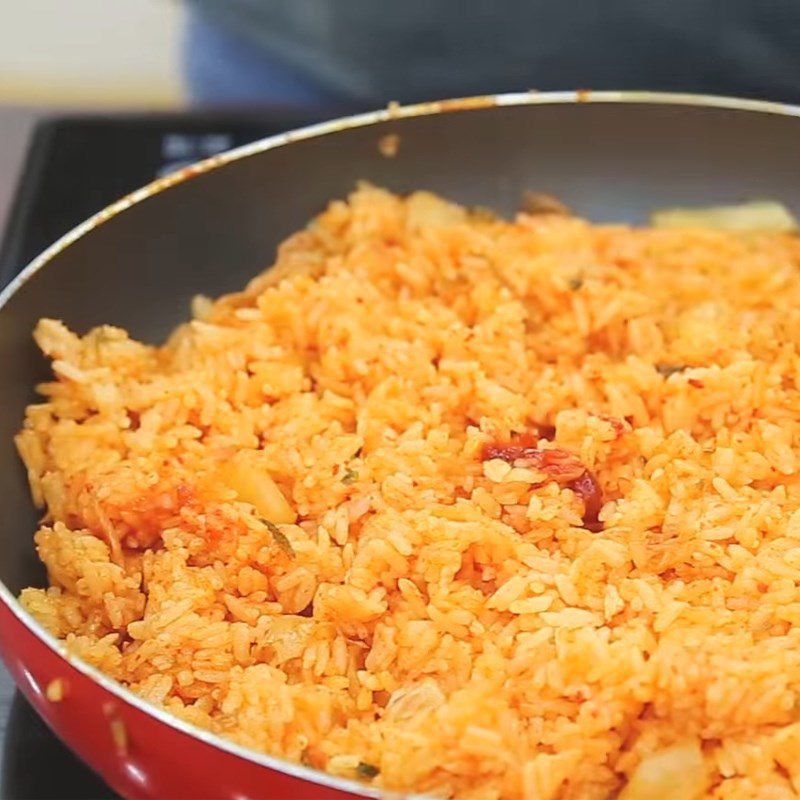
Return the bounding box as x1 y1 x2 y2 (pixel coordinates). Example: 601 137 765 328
2 92 800 798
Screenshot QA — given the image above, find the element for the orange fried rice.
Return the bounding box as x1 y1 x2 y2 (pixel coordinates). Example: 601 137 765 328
15 186 800 799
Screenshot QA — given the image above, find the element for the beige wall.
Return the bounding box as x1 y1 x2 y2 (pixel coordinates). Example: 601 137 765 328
0 0 185 108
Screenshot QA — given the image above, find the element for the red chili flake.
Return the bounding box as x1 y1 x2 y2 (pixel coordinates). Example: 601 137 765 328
176 483 196 507
482 441 535 463
481 430 542 462
688 378 705 389
481 436 604 532
297 603 314 618
596 414 628 439
569 470 603 532
536 424 556 440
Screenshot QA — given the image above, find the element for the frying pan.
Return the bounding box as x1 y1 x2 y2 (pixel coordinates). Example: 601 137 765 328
1 91 800 799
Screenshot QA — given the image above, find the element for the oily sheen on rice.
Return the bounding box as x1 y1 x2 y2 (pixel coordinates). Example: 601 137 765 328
15 186 800 799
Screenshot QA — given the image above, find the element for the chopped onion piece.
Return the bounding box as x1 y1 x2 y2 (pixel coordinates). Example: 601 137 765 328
190 294 214 320
651 200 797 232
406 191 467 229
619 741 707 800
385 679 445 722
223 457 296 524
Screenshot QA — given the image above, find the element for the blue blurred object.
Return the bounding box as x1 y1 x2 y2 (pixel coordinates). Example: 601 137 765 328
184 10 343 109
184 0 800 109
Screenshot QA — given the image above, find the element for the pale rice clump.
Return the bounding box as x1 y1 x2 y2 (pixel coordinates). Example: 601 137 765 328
15 185 800 799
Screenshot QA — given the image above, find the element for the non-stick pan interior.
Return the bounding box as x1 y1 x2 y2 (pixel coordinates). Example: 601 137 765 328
2 97 800 594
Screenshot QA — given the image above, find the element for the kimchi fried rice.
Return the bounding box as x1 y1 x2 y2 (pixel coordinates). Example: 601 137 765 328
15 186 800 798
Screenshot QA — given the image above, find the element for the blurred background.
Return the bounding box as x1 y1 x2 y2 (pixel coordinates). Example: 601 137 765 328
2 0 800 238
0 1 184 234
0 1 184 109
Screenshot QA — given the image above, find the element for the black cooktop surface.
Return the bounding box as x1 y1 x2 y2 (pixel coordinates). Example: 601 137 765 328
0 107 327 800
0 108 328 282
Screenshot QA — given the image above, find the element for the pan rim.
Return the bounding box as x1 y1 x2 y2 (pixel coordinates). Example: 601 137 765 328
2 88 800 796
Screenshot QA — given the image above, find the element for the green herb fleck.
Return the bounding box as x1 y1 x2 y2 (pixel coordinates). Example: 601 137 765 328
261 519 295 558
342 467 359 485
568 275 584 291
356 762 380 779
656 363 686 378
